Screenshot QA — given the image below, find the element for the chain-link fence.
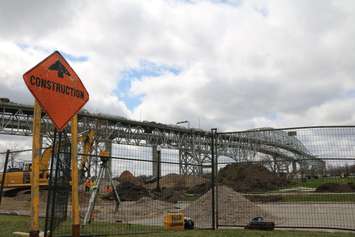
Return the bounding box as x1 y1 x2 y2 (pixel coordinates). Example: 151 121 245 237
216 126 355 231
44 132 72 237
0 148 48 234
49 144 214 236
1 125 355 236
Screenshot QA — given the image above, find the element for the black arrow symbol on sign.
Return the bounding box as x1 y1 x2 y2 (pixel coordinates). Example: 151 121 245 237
48 60 71 78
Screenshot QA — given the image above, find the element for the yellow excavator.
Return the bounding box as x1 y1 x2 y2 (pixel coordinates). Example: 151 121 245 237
0 129 96 189
79 129 96 180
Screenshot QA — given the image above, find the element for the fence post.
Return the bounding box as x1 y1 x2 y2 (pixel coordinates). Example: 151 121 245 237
214 129 219 229
0 149 10 205
44 129 57 237
71 115 80 237
30 101 42 237
156 145 161 191
211 128 217 230
49 132 63 236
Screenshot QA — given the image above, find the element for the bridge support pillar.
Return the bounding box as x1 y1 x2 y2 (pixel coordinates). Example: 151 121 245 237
179 150 183 175
179 150 203 176
152 146 161 179
104 141 112 179
292 161 297 174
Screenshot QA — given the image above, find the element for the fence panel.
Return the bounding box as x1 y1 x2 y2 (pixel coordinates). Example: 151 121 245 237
45 141 72 237
0 149 47 234
3 125 354 235
0 145 214 236
216 126 355 231
73 144 213 236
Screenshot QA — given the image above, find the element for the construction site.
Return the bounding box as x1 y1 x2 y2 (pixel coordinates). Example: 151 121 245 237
2 0 355 236
1 99 355 237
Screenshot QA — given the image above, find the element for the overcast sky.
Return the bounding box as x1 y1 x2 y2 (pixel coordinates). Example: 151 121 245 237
1 0 355 132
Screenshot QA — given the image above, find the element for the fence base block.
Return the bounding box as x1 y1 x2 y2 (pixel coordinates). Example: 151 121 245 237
29 230 39 237
72 224 80 237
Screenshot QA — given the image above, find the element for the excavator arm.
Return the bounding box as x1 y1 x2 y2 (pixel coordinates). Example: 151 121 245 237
0 129 97 189
40 129 96 180
79 129 96 174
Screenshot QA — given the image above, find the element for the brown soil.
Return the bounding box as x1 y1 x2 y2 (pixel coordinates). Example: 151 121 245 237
184 185 281 228
116 170 142 186
84 196 176 223
116 182 150 201
151 187 186 203
145 174 207 190
218 163 287 193
0 190 48 217
116 197 175 221
186 182 211 196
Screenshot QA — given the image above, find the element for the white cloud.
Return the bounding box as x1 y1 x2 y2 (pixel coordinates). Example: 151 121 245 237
0 0 354 134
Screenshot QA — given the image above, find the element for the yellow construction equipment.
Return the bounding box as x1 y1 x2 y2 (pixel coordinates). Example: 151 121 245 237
0 129 96 189
79 129 95 179
164 211 185 230
0 161 46 188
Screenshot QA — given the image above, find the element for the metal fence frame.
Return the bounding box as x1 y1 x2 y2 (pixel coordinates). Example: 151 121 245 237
1 125 355 235
214 126 355 231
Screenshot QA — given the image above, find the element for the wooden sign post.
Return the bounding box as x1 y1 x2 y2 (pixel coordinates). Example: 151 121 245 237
30 101 42 237
23 51 89 237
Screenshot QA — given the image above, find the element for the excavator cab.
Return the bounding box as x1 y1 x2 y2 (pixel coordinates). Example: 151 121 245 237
23 163 31 184
23 163 32 172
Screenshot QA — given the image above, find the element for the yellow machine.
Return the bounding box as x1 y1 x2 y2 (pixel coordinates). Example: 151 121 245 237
164 211 185 230
79 129 96 178
0 155 49 188
0 129 96 189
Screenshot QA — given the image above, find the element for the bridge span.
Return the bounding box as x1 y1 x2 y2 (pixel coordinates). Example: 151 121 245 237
0 99 322 175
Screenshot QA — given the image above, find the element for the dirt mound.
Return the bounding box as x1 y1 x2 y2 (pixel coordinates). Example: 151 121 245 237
316 183 355 193
218 163 287 192
185 185 280 228
101 181 149 201
145 174 207 190
186 182 211 196
86 196 176 222
151 187 187 203
117 170 142 186
115 196 176 222
117 181 150 201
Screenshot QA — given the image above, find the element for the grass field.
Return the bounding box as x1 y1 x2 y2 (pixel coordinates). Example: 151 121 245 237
246 193 355 203
242 176 355 203
290 177 355 188
128 230 355 237
1 215 355 237
281 193 355 202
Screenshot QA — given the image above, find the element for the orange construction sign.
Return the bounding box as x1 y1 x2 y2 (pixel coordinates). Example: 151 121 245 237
23 51 89 130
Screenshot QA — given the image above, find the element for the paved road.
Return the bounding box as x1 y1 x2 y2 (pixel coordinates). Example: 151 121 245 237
260 203 355 230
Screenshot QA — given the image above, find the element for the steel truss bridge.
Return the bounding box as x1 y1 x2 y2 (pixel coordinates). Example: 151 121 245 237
0 100 323 175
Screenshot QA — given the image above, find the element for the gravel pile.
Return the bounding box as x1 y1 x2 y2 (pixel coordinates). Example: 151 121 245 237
185 185 280 228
